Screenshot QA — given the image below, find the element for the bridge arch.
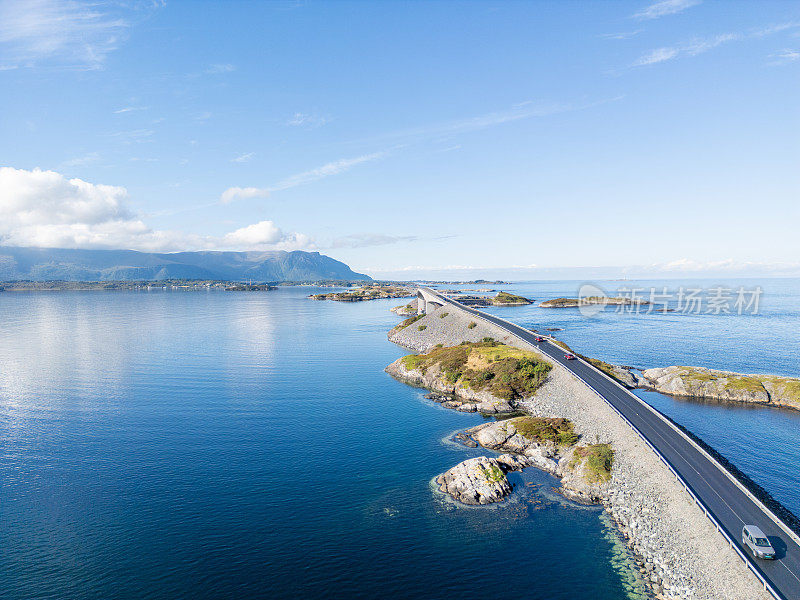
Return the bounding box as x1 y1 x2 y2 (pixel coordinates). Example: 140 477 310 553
416 288 444 314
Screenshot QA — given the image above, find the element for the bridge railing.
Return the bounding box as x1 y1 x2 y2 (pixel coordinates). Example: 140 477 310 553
422 288 786 600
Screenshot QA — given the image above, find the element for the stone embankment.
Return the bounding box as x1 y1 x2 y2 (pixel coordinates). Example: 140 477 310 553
387 302 772 600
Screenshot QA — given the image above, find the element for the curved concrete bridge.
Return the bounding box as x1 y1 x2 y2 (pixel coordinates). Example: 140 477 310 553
416 288 445 314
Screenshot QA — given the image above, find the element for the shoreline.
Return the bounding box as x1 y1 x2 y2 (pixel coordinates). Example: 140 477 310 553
386 301 773 600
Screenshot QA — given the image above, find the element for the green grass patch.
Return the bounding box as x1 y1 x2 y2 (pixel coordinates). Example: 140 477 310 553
510 416 578 446
439 312 449 318
767 378 800 404
396 314 424 329
468 321 477 329
400 341 552 399
493 291 531 305
571 444 614 483
417 325 427 331
401 354 425 371
481 463 505 483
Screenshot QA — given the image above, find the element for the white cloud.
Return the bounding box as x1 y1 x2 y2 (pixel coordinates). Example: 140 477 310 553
114 106 148 114
108 128 154 143
632 24 799 68
223 220 283 246
287 112 329 128
60 152 101 168
633 33 737 66
633 47 681 66
0 0 145 70
220 186 270 204
219 153 383 202
770 49 800 65
205 63 236 74
231 152 255 163
329 234 418 249
601 30 643 40
634 0 701 20
354 97 624 148
0 167 312 252
270 152 386 191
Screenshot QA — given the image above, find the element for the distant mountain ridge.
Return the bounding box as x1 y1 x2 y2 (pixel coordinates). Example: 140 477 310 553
0 247 372 282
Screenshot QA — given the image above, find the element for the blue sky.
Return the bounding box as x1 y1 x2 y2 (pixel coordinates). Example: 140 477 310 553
0 0 798 279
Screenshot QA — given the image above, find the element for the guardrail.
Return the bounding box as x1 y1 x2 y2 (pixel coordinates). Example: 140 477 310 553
422 288 785 600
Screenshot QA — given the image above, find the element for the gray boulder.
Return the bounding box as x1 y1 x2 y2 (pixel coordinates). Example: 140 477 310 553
436 456 513 505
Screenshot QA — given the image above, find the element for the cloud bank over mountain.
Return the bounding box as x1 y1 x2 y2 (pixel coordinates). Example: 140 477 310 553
0 167 310 252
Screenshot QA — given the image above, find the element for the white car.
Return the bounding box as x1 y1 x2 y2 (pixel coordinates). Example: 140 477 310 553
742 525 776 560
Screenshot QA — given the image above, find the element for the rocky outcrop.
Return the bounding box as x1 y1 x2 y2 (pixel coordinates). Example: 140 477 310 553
390 300 417 316
464 420 559 473
491 291 532 305
310 285 412 301
610 366 641 388
385 340 553 415
436 456 514 505
386 360 516 413
456 419 609 504
640 366 800 409
539 297 650 308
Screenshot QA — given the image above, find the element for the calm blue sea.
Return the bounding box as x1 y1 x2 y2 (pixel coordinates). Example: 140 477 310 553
0 288 645 600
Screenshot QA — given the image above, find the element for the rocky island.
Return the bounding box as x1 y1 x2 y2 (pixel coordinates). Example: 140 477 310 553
448 290 532 307
390 300 418 316
309 285 413 302
539 296 650 308
639 366 800 410
550 344 800 411
491 291 533 305
438 417 612 505
386 339 552 414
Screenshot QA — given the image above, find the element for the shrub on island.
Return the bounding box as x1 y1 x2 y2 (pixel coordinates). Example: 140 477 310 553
400 341 552 401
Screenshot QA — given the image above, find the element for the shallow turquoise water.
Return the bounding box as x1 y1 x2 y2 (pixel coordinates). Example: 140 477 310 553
0 289 644 599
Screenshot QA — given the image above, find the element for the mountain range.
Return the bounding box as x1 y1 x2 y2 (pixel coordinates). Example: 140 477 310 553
0 247 371 282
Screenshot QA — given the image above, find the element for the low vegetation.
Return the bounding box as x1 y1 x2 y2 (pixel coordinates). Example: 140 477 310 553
551 339 573 352
310 285 412 302
540 296 649 308
571 444 614 483
398 314 424 328
579 355 634 387
468 321 477 329
765 377 800 404
492 291 532 305
481 463 505 483
417 325 427 331
509 416 579 446
400 341 552 400
439 312 449 318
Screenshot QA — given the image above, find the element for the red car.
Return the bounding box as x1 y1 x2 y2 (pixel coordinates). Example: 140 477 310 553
535 336 545 342
564 353 576 360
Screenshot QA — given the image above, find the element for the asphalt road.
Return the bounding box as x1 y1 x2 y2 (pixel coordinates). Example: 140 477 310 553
424 288 800 600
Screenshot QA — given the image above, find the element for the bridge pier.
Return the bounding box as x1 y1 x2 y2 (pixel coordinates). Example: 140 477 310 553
416 288 444 314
